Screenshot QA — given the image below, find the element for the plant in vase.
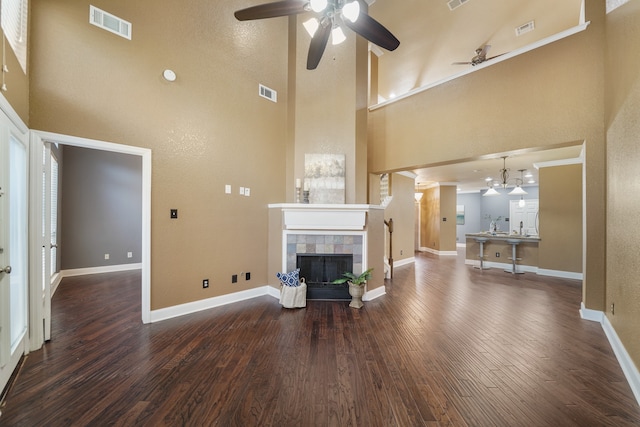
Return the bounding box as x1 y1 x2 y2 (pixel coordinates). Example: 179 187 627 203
332 268 373 309
483 214 503 233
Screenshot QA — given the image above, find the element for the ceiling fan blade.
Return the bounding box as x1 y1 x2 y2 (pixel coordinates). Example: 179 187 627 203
452 61 472 65
234 0 308 21
306 23 331 70
344 13 399 51
485 53 507 61
477 44 491 57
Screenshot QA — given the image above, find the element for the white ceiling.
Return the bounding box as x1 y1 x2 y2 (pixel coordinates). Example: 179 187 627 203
365 0 585 192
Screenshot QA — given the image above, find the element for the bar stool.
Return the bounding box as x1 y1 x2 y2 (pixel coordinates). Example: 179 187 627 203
474 237 490 270
505 239 524 274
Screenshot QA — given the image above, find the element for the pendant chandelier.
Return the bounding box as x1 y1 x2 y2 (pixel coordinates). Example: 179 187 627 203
483 156 528 197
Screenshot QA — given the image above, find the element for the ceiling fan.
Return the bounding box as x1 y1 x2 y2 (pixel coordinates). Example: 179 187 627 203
452 44 504 66
234 0 400 70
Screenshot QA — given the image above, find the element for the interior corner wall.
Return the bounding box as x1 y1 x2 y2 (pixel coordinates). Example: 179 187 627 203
538 164 583 273
605 0 640 371
60 146 142 269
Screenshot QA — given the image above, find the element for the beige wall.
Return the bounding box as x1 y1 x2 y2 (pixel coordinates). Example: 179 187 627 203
369 0 606 311
419 187 439 251
382 173 416 262
290 17 368 204
439 185 457 252
538 164 583 273
606 1 640 369
30 0 289 310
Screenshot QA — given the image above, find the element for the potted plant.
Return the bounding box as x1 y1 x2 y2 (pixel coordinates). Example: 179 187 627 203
332 268 373 309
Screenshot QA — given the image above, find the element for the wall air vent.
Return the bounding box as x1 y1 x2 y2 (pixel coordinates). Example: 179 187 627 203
447 0 471 11
515 20 535 36
89 5 132 40
259 84 277 103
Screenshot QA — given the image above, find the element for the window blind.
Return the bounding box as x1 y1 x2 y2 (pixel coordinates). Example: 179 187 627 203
1 0 28 73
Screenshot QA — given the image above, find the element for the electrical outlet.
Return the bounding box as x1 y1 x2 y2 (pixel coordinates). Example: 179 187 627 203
127 252 133 258
170 209 178 219
400 250 403 255
495 252 500 258
104 253 110 260
611 303 615 315
203 279 209 289
245 272 251 280
232 274 238 283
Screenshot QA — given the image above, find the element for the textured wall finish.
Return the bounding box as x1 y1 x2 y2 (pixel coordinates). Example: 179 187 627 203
605 0 640 371
30 0 289 310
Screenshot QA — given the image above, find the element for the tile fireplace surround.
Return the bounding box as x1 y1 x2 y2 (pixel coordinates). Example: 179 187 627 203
268 204 386 301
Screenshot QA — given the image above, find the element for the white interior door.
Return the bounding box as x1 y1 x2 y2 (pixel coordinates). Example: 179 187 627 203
0 124 29 393
510 199 539 236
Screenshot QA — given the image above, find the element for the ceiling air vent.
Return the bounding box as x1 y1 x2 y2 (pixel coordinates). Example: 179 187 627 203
447 0 471 11
515 20 535 36
89 5 132 40
259 84 277 103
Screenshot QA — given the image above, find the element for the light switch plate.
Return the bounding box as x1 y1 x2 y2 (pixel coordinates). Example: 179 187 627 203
244 187 250 196
225 184 231 194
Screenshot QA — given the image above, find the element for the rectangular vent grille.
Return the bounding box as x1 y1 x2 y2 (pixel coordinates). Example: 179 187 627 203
259 84 277 102
515 20 535 36
90 5 132 40
448 0 470 11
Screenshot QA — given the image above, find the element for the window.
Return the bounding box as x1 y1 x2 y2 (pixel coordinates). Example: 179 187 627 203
1 0 28 73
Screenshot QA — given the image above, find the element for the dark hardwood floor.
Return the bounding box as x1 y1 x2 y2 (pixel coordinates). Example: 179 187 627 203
2 251 640 426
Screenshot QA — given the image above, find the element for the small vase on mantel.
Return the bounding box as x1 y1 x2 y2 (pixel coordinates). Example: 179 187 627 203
348 282 365 309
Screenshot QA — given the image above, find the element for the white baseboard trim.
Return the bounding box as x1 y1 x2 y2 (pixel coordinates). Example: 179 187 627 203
538 268 583 280
456 242 466 248
150 286 273 322
579 303 640 406
51 272 63 296
463 260 583 280
419 247 458 256
579 302 604 322
393 257 415 268
602 312 640 405
364 285 386 301
59 263 142 278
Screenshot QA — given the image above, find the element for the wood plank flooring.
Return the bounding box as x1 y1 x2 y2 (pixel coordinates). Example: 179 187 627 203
2 251 640 426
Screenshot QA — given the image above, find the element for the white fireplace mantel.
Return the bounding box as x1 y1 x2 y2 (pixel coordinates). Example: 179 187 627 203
268 203 384 231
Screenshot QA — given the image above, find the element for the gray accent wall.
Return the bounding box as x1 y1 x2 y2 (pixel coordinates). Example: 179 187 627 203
456 187 540 241
61 146 142 269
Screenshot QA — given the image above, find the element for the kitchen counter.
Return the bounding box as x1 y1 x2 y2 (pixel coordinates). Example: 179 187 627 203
465 232 541 242
465 233 540 269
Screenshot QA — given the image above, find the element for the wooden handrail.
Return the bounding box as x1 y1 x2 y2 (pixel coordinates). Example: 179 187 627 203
384 218 393 279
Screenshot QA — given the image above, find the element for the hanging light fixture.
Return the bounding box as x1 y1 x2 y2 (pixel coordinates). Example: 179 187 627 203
341 0 360 23
483 157 529 197
414 192 423 202
508 169 528 195
331 25 346 45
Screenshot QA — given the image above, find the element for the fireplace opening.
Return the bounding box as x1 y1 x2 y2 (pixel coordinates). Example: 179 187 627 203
297 253 353 300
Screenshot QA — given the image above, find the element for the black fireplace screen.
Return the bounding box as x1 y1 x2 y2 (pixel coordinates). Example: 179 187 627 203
296 253 353 300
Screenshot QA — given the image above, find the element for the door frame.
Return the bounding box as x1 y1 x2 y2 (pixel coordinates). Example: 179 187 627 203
28 130 152 350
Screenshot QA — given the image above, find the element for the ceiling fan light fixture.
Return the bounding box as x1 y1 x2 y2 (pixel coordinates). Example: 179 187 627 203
303 17 319 37
310 0 328 13
331 26 346 45
342 0 360 23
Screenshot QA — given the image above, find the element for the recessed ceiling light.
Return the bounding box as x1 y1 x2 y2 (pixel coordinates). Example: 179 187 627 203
528 179 536 184
485 177 492 181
